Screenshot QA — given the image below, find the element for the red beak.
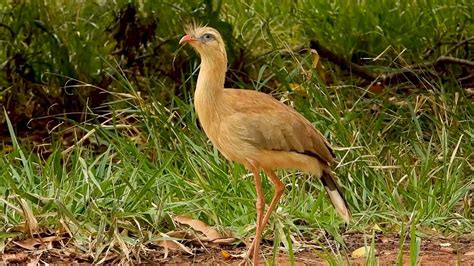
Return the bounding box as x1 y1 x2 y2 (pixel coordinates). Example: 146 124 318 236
179 35 196 45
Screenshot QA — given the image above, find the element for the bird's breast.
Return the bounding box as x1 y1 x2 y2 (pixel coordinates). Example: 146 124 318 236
196 113 255 164
194 90 259 165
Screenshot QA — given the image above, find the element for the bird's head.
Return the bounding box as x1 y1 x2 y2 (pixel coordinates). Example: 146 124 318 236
179 25 227 63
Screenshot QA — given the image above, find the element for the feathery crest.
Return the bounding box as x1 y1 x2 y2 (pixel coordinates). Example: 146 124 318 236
184 20 204 36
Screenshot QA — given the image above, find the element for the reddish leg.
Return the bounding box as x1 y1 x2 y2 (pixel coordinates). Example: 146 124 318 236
252 166 265 265
246 169 285 258
240 166 265 266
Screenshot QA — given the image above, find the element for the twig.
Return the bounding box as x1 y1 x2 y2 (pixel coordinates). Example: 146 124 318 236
436 56 474 68
443 36 474 57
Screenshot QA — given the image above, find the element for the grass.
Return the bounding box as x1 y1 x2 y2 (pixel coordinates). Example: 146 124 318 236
1 0 473 264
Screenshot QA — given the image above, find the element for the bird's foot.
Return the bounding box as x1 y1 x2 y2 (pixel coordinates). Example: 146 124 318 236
238 246 251 265
238 258 248 266
239 238 259 265
238 253 257 266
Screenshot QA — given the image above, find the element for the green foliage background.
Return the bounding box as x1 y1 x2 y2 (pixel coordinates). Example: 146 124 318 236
0 0 472 262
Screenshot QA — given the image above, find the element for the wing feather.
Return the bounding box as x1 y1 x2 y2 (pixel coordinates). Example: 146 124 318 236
221 89 335 165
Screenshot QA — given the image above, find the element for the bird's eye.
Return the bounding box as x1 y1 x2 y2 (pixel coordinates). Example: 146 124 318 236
201 33 214 42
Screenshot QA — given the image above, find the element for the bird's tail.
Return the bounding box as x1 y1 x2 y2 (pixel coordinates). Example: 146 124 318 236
321 170 351 223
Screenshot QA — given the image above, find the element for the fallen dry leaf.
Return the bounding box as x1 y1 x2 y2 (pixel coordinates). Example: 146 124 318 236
212 237 237 245
166 230 192 239
156 240 171 259
41 235 63 242
12 238 41 250
156 232 193 259
12 235 63 251
173 215 222 240
1 252 28 263
465 247 474 256
351 246 376 258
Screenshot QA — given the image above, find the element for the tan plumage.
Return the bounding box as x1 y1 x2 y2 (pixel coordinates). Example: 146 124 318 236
180 25 350 264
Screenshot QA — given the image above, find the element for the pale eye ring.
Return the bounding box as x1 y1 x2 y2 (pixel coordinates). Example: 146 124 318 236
201 33 214 42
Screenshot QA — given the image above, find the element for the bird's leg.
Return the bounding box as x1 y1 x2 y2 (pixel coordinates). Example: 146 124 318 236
240 166 265 266
247 169 285 257
252 166 265 264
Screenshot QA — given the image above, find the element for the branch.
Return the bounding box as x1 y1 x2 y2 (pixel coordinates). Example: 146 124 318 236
436 56 474 68
309 39 474 86
443 36 474 57
309 40 376 81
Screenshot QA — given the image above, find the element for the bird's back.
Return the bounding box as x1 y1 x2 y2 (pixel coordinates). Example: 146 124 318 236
209 88 335 170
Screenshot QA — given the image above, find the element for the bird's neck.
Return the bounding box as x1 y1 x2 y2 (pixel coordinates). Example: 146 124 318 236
194 54 227 123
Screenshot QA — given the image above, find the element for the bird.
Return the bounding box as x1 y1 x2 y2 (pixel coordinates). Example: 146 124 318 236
179 25 351 265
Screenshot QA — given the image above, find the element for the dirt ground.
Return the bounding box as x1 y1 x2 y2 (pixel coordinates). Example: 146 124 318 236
153 232 474 265
2 233 473 265
151 250 474 266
